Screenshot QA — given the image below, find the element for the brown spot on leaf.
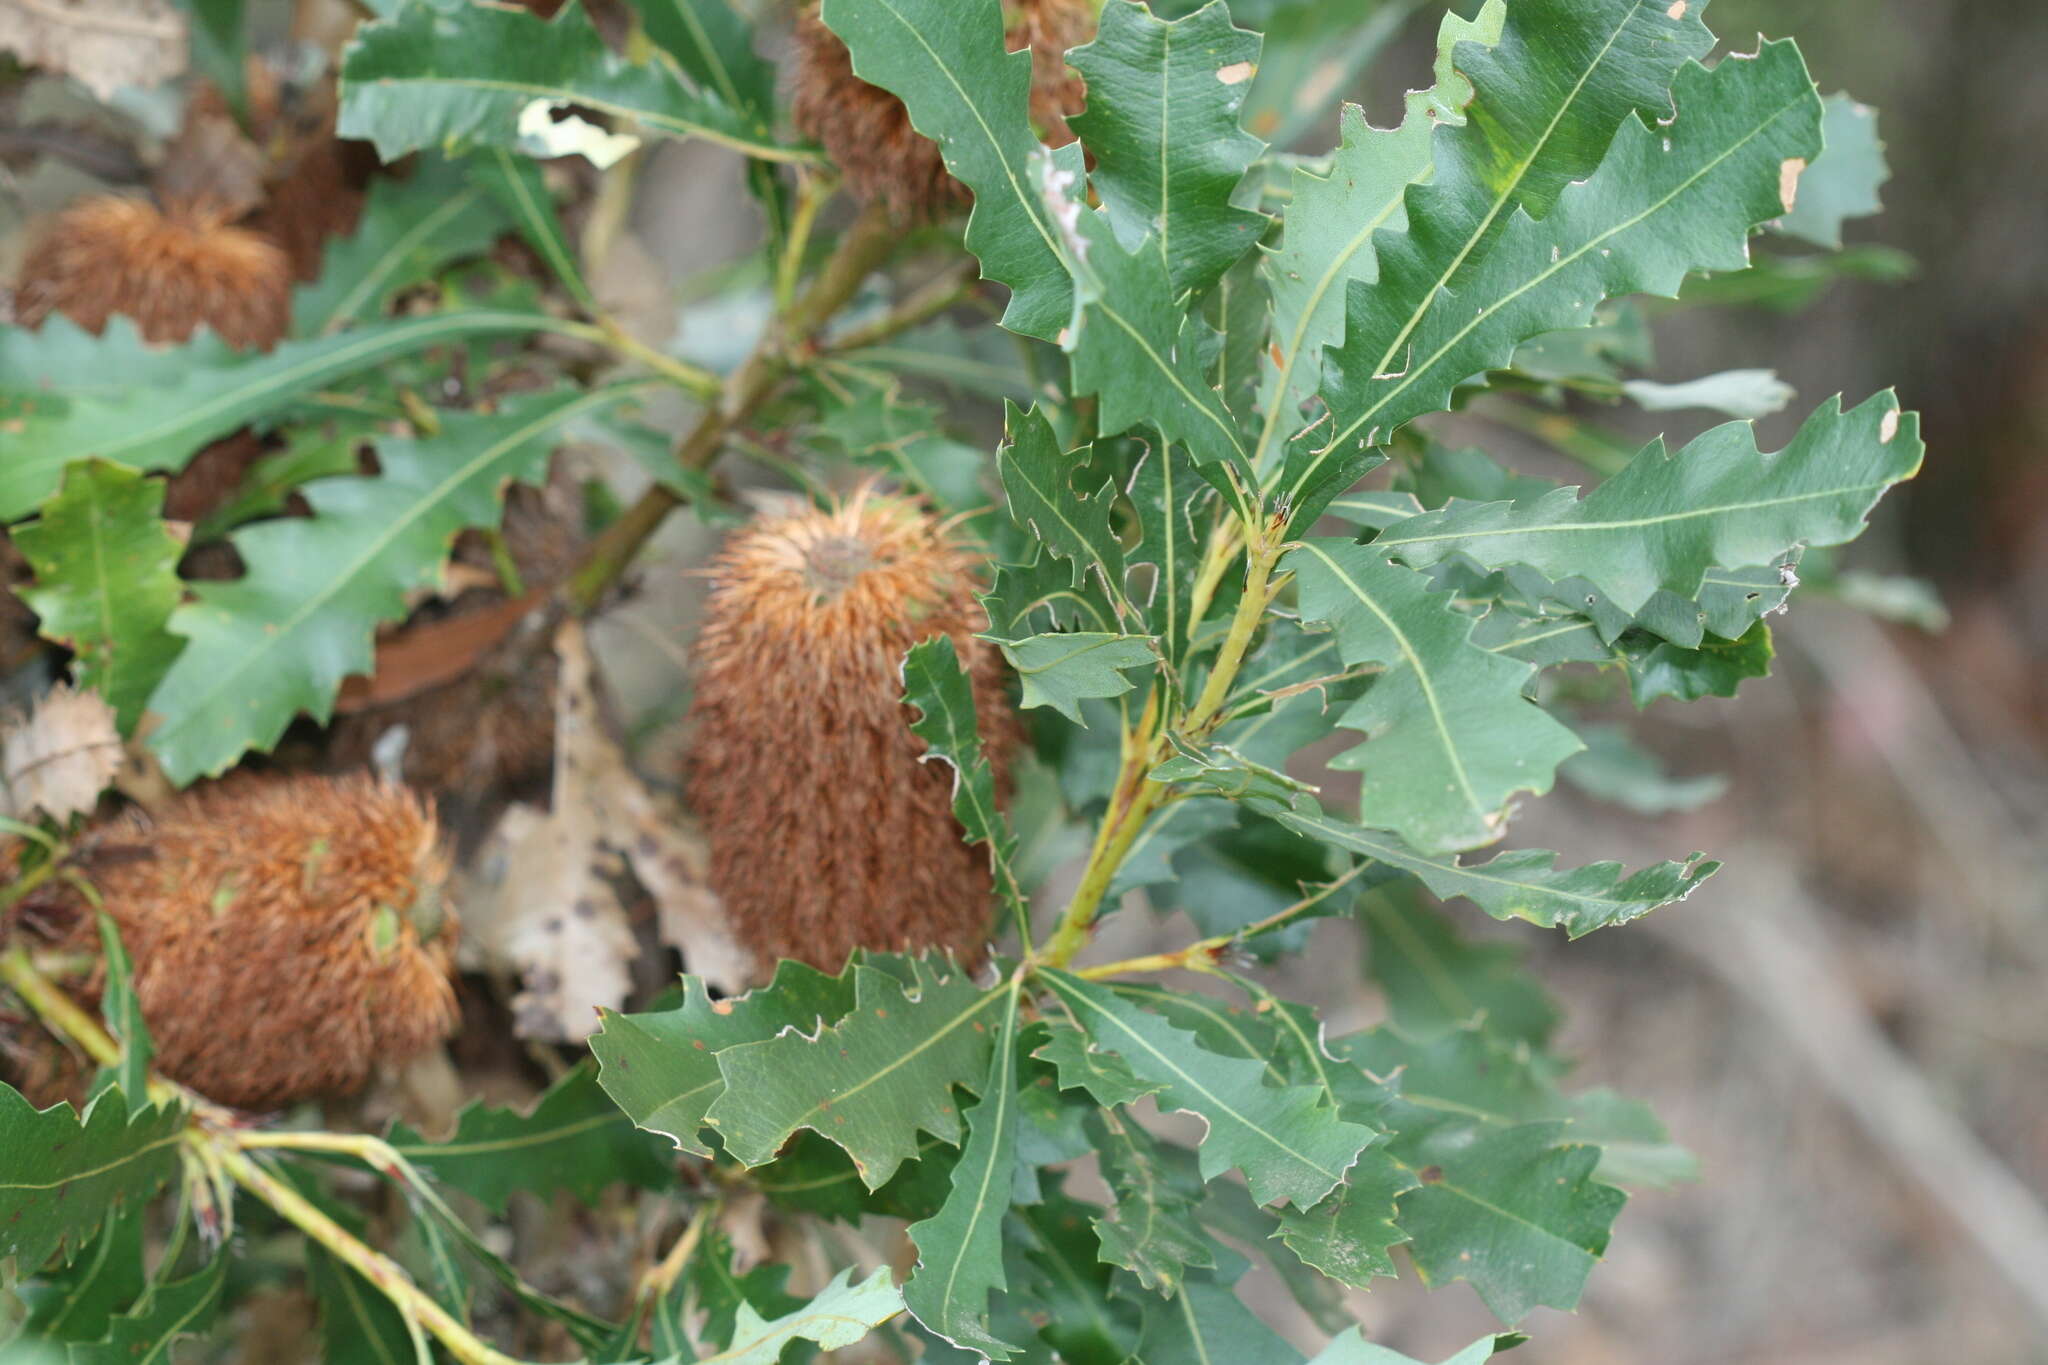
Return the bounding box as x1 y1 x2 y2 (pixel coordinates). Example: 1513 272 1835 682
1419 1165 1445 1184
1779 157 1807 213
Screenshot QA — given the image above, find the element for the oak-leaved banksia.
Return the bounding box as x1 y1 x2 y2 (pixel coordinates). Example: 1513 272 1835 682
24 774 459 1111
687 491 1016 973
14 196 292 351
789 0 1094 220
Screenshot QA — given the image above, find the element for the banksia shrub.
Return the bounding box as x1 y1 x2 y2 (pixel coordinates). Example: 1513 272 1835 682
688 492 1015 973
789 0 1093 220
13 196 292 351
31 774 458 1110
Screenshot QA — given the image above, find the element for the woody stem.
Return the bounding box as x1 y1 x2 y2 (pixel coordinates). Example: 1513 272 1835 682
563 198 902 616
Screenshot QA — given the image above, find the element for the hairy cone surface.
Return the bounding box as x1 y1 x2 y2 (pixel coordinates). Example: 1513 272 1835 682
14 196 291 351
688 493 1015 973
58 774 458 1110
790 0 1093 220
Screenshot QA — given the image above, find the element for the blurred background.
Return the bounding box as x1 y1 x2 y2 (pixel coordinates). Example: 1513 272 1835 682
3 0 2043 1361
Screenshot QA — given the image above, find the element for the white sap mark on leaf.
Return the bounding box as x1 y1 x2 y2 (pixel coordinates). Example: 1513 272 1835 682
1880 407 1900 443
1034 150 1089 268
1778 157 1807 213
1666 0 1687 18
1216 61 1256 86
517 99 641 169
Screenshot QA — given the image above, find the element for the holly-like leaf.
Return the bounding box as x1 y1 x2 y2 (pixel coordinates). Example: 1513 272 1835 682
337 0 800 164
1068 0 1266 300
1126 439 1214 656
820 0 1074 340
468 147 599 315
814 372 988 512
0 309 564 520
385 1064 674 1214
993 632 1158 724
1089 1112 1213 1294
904 636 1027 919
0 1087 182 1275
1295 40 1824 509
1129 1247 1305 1365
145 383 651 783
293 157 508 336
997 403 1127 613
1283 541 1583 852
1774 92 1888 249
697 1266 904 1363
673 1225 805 1357
1065 216 1256 476
1623 621 1774 704
1273 1156 1416 1290
1361 886 1560 1046
1277 807 1715 937
13 461 184 733
1038 971 1375 1209
66 1255 226 1365
1370 393 1922 617
706 959 1005 1187
14 1208 144 1343
627 0 777 123
1256 1 1506 434
1033 1021 1159 1109
903 977 1025 1359
592 963 857 1159
1150 741 1316 810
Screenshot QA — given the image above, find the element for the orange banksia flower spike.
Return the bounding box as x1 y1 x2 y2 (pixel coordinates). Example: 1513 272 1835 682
790 0 1095 220
687 491 1017 974
14 195 292 352
30 773 459 1111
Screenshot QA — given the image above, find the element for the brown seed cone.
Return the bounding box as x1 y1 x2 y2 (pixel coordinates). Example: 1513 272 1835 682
13 196 292 351
789 0 1093 221
687 492 1016 974
36 774 459 1111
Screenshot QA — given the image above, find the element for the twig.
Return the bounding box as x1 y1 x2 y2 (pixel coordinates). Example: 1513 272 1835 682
821 260 981 355
562 199 902 615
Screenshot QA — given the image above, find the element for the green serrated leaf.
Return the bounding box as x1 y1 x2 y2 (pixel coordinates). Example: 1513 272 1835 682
193 422 372 542
468 148 599 315
1277 807 1714 937
15 1209 144 1343
1088 1111 1212 1294
904 636 1027 920
698 1266 904 1363
1371 394 1922 616
592 962 858 1159
385 1064 674 1214
1623 620 1773 704
903 977 1024 1359
337 0 799 164
0 1088 182 1276
1033 1022 1159 1109
707 960 1003 1187
993 632 1158 724
1283 541 1583 852
1273 1154 1416 1290
1774 92 1887 249
13 462 184 733
145 383 652 783
676 1224 805 1358
1068 0 1267 299
1361 885 1560 1046
1038 971 1374 1209
1296 38 1823 508
1256 1 1506 435
65 1255 226 1365
628 0 777 121
820 0 1074 339
294 157 508 336
0 309 565 520
1129 1247 1304 1365
286 1166 418 1365
814 371 988 512
997 403 1128 615
1127 433 1215 656
1561 724 1727 815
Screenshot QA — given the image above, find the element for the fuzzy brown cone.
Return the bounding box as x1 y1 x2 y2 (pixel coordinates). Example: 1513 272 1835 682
14 195 291 351
790 0 1094 220
22 774 459 1111
687 493 1016 974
